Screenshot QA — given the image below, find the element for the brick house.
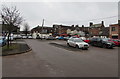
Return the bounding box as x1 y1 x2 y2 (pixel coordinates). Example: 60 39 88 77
53 24 73 35
53 24 88 37
89 21 109 37
31 25 53 34
109 24 120 39
52 21 109 37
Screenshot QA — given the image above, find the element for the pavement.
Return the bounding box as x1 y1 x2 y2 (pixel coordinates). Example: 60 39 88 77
2 39 118 77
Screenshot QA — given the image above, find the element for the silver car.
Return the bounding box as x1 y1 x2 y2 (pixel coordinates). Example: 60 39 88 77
67 38 89 50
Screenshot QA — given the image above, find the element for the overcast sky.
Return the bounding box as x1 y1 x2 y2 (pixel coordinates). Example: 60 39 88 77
0 2 118 30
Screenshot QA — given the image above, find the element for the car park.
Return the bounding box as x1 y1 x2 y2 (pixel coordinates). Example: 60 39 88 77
67 38 89 50
90 38 115 48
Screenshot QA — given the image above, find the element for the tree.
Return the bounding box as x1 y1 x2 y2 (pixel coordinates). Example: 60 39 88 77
1 5 23 48
23 23 30 37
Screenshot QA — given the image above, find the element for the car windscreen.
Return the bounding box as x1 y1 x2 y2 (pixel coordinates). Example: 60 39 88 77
74 39 83 42
102 38 109 41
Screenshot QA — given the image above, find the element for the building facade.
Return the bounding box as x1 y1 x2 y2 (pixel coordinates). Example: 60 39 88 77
53 24 71 35
31 25 53 34
52 21 109 37
89 21 109 37
109 24 120 39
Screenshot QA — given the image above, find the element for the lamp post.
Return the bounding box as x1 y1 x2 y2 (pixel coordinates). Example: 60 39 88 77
41 19 44 40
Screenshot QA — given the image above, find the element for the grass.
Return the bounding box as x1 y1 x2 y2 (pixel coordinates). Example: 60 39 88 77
1 43 30 56
2 43 19 51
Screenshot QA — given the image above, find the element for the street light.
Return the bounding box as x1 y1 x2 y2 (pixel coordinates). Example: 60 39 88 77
41 19 44 40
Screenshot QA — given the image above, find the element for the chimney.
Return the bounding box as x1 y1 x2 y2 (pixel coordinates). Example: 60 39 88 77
82 25 84 28
71 25 74 27
118 20 120 26
101 21 105 27
101 21 104 25
90 22 93 26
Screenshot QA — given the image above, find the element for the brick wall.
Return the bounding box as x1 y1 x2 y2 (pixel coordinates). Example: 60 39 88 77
109 24 119 39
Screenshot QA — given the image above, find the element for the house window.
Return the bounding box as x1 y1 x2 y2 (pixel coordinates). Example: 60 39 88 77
111 27 116 31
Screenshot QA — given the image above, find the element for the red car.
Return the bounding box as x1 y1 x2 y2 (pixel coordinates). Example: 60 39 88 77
84 40 90 43
109 39 120 47
83 38 90 43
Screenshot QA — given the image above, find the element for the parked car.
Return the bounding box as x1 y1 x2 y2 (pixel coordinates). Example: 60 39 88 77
80 37 86 40
90 38 115 48
109 39 120 47
28 35 33 39
58 36 64 40
46 36 56 40
5 36 14 41
67 38 89 50
64 37 70 40
13 34 22 39
83 38 90 43
22 35 27 39
69 36 78 39
0 36 7 47
55 36 59 39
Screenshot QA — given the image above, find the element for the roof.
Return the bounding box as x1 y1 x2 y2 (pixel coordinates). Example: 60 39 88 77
32 26 52 30
109 24 118 26
90 24 102 27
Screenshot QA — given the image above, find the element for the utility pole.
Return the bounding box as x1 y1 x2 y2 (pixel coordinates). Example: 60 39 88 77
41 19 44 40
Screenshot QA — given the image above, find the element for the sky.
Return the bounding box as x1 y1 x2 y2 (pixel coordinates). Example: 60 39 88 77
0 1 119 31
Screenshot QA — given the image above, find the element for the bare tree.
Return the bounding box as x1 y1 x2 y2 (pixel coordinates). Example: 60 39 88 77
1 5 23 48
23 23 30 37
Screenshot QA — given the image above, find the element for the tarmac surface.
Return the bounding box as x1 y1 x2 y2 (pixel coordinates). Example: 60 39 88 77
2 39 118 77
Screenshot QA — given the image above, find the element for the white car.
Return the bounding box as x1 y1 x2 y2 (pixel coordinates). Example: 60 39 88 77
80 37 86 40
67 38 89 50
13 34 22 39
28 35 33 39
5 36 14 41
22 36 27 39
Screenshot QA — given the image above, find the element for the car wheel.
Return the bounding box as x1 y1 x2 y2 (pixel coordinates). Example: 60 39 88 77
93 42 96 46
85 48 88 50
76 45 79 49
103 44 107 48
90 43 94 46
67 43 70 47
